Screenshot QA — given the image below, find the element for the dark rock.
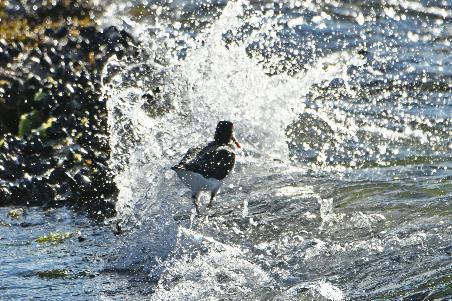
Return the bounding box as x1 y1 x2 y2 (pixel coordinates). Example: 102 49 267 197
44 28 56 37
61 158 75 170
0 46 12 64
24 155 51 175
48 167 69 184
9 183 29 205
79 147 95 160
0 158 24 181
23 134 45 155
81 197 117 220
41 53 53 68
0 186 12 206
24 75 43 93
328 78 345 88
74 172 92 187
357 47 369 56
29 179 55 206
29 48 43 58
99 180 118 197
0 0 138 219
54 181 74 202
65 175 78 190
402 290 430 301
102 26 124 45
102 26 136 57
46 123 68 140
54 26 69 39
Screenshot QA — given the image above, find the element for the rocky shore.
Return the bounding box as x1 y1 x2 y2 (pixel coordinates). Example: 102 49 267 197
0 0 138 219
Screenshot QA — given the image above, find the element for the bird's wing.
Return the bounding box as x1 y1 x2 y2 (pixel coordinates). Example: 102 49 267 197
171 145 205 170
186 146 236 180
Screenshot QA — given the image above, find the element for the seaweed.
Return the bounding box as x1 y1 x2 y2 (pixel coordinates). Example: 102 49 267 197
36 269 71 279
35 231 76 244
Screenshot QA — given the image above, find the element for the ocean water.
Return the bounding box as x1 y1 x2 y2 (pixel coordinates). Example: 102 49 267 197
1 0 451 300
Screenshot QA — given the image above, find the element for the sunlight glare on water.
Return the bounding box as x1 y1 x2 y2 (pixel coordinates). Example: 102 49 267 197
102 0 451 299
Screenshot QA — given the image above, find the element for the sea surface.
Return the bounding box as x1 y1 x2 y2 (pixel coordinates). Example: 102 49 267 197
1 0 451 300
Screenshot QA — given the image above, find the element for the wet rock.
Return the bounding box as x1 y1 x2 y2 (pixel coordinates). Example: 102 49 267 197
328 78 345 88
45 123 68 140
23 134 45 155
0 158 24 181
29 179 55 206
0 40 23 65
24 154 52 175
0 186 12 206
103 26 127 48
74 172 92 187
0 0 138 219
7 208 25 219
9 183 29 204
357 47 369 56
402 290 430 301
25 74 42 88
0 45 12 64
54 181 74 203
54 26 69 39
82 197 117 220
101 26 137 58
48 167 69 184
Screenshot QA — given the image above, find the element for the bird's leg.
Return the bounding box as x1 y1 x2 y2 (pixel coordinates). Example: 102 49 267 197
207 191 216 208
192 190 202 216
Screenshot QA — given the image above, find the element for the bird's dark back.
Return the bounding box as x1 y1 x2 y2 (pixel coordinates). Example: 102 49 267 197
173 142 236 180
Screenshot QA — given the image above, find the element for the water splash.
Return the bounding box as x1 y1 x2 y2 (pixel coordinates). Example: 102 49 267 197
101 0 451 299
102 0 357 233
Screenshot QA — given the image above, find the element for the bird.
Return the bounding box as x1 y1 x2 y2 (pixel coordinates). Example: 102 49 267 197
171 121 241 215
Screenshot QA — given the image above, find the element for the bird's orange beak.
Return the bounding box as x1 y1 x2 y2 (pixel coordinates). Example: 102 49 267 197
232 134 241 148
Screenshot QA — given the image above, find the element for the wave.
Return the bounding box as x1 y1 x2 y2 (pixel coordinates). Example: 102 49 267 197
100 0 450 299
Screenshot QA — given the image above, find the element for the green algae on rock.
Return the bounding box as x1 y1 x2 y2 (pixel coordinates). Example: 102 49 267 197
36 231 77 244
36 269 71 279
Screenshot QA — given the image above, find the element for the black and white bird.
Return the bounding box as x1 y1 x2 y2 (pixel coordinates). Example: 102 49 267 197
171 121 241 215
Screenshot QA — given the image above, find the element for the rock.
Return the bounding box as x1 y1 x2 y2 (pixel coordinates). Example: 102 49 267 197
74 172 92 187
9 183 29 205
54 181 74 203
45 124 68 140
83 198 117 220
402 290 430 301
18 110 42 137
54 26 69 39
29 179 55 206
0 158 24 181
24 154 51 175
0 0 138 219
23 134 45 155
101 26 136 57
0 45 12 64
48 167 68 184
357 47 369 56
0 186 12 206
7 208 24 219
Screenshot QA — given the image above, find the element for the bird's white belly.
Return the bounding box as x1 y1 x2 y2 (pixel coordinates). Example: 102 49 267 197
175 170 222 196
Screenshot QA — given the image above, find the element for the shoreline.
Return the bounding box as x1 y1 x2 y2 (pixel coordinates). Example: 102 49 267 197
0 0 137 219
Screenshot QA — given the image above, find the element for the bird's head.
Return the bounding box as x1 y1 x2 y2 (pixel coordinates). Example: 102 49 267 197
214 121 241 148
